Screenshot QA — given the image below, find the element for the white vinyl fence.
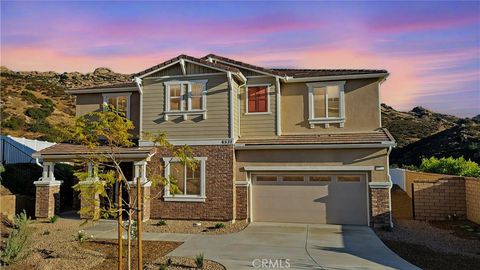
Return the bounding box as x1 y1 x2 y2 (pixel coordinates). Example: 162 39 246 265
390 168 407 191
0 135 55 164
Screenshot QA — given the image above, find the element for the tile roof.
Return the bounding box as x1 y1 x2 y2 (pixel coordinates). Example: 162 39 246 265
236 129 395 146
272 68 388 78
34 143 155 157
204 54 388 78
69 82 137 91
203 54 286 76
133 54 240 77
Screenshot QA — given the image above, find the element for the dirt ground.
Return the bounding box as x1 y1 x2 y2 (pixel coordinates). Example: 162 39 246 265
144 219 248 234
1 218 225 270
376 219 480 270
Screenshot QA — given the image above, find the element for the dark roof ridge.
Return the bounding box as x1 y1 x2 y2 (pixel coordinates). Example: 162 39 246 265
203 53 286 76
133 54 240 77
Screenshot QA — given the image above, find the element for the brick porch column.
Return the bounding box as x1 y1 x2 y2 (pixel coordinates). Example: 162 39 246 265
128 161 151 221
78 163 101 220
369 182 393 227
34 162 62 219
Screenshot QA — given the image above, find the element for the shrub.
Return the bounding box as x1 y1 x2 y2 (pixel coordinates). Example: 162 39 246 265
49 215 58 224
73 230 92 244
419 156 480 177
27 119 51 133
2 116 25 130
25 107 53 120
195 252 204 269
157 220 167 226
214 223 225 229
158 264 167 270
20 90 38 103
38 98 54 108
0 211 31 265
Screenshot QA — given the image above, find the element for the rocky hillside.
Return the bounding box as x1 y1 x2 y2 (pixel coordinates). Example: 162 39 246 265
390 119 480 165
381 104 460 147
0 67 130 141
0 67 478 165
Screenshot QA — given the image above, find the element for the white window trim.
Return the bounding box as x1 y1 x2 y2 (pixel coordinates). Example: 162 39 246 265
164 80 208 120
102 92 132 119
245 84 272 115
307 81 346 128
162 157 207 202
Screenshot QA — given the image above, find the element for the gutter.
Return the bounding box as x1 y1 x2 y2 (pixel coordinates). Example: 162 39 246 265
284 73 389 83
134 77 144 140
235 142 396 150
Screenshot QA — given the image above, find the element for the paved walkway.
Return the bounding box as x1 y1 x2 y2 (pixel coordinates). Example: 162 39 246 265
85 221 420 270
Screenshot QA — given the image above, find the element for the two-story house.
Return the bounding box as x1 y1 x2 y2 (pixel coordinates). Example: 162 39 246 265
34 54 395 227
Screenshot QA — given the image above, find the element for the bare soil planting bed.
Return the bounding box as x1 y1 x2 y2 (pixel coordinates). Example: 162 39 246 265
2 218 226 270
144 219 248 234
376 219 480 270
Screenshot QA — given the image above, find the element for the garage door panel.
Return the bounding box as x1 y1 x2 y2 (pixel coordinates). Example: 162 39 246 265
253 174 367 225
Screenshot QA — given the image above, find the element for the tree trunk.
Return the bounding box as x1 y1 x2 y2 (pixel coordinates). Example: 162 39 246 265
127 221 132 270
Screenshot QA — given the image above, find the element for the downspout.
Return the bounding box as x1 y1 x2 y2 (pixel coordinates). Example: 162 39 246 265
238 81 246 138
227 72 234 141
35 157 42 168
275 77 281 136
387 145 393 228
134 77 144 142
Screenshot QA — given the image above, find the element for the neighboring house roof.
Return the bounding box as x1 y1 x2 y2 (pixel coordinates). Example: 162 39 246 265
33 143 156 159
133 54 241 77
271 68 388 78
236 129 395 146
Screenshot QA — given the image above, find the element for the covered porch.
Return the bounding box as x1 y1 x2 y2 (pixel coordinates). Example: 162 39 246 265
32 143 157 220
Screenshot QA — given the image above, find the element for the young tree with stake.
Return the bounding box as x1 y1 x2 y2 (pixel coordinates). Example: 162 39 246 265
70 106 196 270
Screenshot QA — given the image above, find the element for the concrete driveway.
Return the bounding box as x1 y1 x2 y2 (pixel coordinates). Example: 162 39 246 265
169 222 419 270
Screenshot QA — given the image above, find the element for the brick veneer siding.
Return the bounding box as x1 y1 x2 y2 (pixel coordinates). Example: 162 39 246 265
370 187 391 226
129 185 151 221
413 177 466 220
78 182 100 220
235 185 248 220
35 185 60 219
148 145 235 221
465 178 480 224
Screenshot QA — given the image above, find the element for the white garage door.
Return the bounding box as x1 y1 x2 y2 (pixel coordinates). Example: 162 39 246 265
252 173 368 225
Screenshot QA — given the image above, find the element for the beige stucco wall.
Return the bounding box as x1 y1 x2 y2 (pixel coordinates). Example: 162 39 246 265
235 148 389 183
142 74 230 139
281 78 381 134
239 77 277 138
75 91 141 137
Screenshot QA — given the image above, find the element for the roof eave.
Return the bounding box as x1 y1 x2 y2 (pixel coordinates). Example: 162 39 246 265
66 86 138 94
284 72 389 83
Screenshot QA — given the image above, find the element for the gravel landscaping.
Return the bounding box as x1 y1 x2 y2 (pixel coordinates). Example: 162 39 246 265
376 219 480 270
144 219 248 234
151 256 226 270
1 217 226 270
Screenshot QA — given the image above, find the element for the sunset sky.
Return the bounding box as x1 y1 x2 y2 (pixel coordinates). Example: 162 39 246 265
1 1 479 117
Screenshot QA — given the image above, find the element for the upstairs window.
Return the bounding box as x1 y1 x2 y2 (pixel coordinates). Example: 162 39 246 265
247 85 269 114
307 81 345 128
164 80 207 120
102 93 131 118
